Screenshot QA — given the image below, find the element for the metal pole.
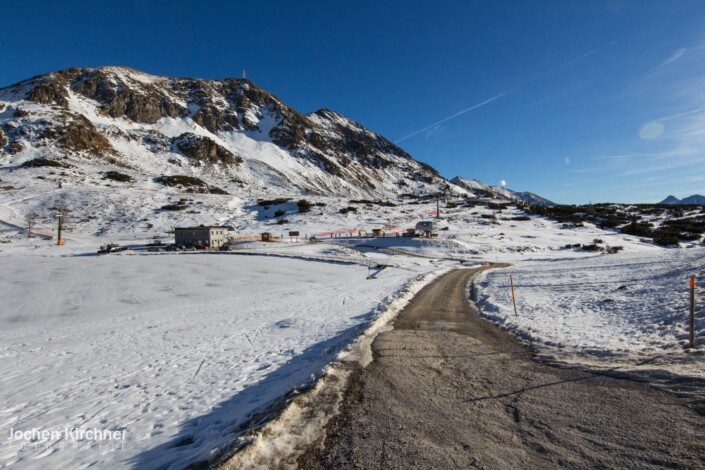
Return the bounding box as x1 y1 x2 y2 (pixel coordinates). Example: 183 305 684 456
510 274 518 317
690 276 696 349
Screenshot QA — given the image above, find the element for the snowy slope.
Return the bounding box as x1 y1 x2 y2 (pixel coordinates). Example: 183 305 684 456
0 67 569 238
451 176 555 206
0 254 429 469
477 249 704 377
0 66 444 203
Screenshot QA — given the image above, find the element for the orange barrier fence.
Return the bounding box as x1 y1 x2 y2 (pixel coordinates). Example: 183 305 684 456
25 229 54 239
230 235 259 241
319 229 367 237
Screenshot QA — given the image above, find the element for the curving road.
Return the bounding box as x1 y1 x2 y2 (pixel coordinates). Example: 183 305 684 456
299 268 705 469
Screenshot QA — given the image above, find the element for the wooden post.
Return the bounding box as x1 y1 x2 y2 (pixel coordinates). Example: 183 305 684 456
510 274 518 317
690 276 696 349
56 213 64 246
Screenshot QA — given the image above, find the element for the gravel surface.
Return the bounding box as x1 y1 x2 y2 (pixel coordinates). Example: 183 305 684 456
300 268 705 470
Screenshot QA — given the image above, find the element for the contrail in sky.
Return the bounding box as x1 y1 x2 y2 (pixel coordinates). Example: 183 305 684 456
562 41 617 67
394 93 507 144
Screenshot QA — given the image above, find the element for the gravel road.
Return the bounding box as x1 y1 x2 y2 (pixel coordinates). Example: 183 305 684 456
299 268 705 469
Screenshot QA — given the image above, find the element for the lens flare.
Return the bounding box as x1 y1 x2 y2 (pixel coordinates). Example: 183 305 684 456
639 121 664 140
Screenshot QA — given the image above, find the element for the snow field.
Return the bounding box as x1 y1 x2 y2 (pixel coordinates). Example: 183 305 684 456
477 249 705 375
1 183 703 467
0 254 419 469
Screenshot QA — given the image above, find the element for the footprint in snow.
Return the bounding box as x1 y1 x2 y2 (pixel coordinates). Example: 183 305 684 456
274 319 295 328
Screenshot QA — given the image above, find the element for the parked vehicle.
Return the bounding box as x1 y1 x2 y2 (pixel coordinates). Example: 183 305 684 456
415 220 439 237
98 243 127 253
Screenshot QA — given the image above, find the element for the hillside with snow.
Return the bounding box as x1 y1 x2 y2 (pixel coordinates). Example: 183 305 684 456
450 176 555 206
0 66 449 221
0 67 568 238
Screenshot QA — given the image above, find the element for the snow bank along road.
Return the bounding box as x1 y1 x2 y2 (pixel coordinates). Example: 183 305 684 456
299 268 705 469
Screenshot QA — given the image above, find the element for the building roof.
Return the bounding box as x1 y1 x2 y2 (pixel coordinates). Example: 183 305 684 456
175 225 229 230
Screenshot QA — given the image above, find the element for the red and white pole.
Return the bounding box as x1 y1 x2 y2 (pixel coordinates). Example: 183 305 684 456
689 276 696 349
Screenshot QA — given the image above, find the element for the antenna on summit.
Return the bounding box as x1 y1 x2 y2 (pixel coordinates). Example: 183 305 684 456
242 69 247 80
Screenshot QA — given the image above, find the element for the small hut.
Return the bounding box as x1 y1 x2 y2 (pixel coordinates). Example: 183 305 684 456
261 232 273 242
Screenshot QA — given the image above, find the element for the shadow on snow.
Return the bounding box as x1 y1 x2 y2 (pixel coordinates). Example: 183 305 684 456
129 323 366 470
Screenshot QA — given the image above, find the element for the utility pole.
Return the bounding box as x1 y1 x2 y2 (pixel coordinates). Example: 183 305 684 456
510 274 518 316
436 187 448 220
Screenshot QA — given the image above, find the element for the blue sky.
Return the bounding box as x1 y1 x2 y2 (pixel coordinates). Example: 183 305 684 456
2 1 705 203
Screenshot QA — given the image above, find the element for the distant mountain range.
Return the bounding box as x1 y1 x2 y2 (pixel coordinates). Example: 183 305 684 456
450 176 555 206
658 195 705 205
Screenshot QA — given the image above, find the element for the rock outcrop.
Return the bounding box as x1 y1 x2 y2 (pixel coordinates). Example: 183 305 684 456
58 115 115 154
173 133 242 165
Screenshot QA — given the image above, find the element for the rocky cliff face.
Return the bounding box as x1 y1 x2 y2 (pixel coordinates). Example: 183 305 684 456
0 66 442 198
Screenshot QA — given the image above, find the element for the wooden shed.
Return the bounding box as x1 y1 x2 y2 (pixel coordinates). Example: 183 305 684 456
261 232 273 242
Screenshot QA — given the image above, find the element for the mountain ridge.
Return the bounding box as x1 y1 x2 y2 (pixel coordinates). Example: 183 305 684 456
0 66 563 239
450 176 555 206
0 66 443 198
658 194 705 205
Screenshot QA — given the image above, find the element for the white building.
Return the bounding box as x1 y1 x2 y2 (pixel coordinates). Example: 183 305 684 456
175 226 229 249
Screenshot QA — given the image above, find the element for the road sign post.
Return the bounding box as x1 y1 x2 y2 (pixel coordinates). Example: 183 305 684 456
56 213 64 246
690 276 696 349
510 274 518 317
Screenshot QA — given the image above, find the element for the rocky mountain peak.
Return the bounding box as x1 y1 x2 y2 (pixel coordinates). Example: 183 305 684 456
1 66 444 198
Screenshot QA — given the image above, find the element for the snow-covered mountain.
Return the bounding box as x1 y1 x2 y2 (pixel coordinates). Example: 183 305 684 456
0 66 563 238
659 194 705 205
450 176 554 206
0 66 444 198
